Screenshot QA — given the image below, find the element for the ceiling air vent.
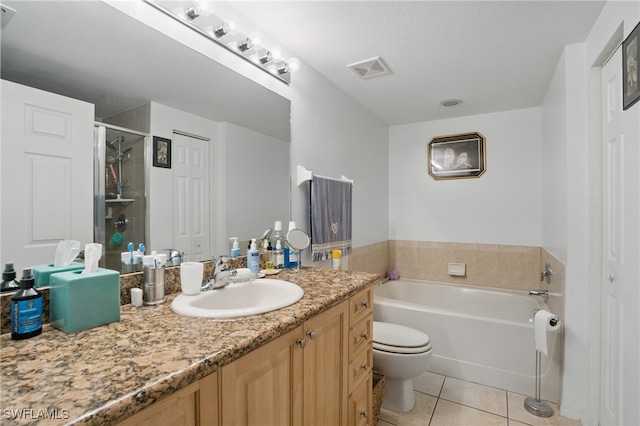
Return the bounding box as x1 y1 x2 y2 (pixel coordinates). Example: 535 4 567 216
348 57 391 80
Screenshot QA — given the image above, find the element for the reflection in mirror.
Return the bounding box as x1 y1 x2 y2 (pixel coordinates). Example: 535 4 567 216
0 1 291 272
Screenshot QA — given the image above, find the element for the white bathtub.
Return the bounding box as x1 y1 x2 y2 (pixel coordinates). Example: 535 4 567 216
374 279 561 402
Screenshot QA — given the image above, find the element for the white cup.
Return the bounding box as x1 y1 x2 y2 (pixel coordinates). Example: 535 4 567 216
180 262 204 295
131 288 143 307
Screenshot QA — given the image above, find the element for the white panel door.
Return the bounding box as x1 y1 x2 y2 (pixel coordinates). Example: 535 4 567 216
172 133 210 261
600 48 623 426
1 80 94 268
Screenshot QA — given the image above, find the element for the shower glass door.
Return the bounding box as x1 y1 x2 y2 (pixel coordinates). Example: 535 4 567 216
94 124 149 272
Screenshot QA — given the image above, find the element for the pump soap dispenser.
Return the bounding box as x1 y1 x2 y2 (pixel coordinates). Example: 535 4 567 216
230 237 241 258
247 239 260 275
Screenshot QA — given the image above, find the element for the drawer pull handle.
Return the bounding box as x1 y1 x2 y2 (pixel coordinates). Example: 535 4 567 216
362 301 370 309
307 331 317 340
361 332 370 340
360 410 368 418
361 364 369 372
297 338 307 348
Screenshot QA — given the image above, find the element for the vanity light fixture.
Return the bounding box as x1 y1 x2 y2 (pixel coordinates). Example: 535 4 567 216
184 4 199 21
144 0 300 84
237 38 253 52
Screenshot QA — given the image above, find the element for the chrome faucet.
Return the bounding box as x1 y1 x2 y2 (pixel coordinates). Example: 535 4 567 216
202 255 236 291
540 262 552 283
529 290 549 298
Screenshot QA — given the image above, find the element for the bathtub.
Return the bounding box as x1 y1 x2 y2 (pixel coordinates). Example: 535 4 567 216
374 279 561 402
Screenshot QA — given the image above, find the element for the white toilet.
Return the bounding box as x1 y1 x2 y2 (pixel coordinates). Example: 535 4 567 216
372 321 433 412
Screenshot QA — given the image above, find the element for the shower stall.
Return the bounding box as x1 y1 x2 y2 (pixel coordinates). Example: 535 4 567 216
94 124 149 271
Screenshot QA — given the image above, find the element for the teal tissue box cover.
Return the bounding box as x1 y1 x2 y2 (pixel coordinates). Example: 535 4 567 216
32 262 85 288
50 268 120 333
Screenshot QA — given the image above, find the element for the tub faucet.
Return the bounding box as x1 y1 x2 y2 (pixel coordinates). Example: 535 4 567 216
540 262 552 283
202 255 236 291
528 290 549 299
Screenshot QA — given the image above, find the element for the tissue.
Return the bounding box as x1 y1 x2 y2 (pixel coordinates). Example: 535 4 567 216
54 240 81 267
81 243 103 275
534 309 561 355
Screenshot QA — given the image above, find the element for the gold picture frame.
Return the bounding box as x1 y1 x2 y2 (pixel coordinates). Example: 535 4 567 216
427 132 486 180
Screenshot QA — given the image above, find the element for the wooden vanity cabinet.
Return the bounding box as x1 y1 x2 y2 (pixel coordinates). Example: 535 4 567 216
116 286 373 426
347 287 374 426
115 371 218 426
220 300 349 425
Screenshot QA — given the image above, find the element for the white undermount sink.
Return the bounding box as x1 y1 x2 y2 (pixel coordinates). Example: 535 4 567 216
171 279 304 319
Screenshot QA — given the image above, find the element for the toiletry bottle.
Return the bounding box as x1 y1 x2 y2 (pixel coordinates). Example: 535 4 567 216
230 237 241 258
274 240 284 269
332 250 342 270
247 239 260 275
10 268 43 340
271 221 284 251
1 262 20 292
265 241 274 270
283 221 295 268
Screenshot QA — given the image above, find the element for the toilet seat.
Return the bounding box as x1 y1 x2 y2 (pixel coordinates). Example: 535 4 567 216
373 321 431 354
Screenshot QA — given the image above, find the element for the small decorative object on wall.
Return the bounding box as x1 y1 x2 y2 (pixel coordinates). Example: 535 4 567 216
427 132 486 180
623 21 640 110
152 136 171 169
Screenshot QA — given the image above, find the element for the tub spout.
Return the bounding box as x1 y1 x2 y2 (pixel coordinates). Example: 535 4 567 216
529 290 549 298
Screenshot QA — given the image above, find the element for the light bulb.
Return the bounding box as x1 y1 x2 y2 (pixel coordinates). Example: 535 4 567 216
270 45 283 62
288 58 301 73
227 18 239 36
249 32 264 50
194 1 213 17
238 38 253 52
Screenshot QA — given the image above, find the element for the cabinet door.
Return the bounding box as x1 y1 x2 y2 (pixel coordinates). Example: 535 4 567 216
221 326 304 425
303 301 349 425
348 376 372 426
116 382 200 426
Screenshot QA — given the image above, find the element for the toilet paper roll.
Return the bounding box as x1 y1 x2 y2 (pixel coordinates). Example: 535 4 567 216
534 309 560 355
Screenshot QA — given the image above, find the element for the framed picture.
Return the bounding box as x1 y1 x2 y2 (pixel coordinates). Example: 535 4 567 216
427 132 486 180
623 21 640 110
152 136 171 168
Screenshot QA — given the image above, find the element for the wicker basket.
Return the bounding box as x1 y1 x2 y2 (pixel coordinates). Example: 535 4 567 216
372 372 386 424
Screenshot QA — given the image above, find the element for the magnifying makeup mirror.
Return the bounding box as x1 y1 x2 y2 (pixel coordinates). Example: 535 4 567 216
286 229 310 271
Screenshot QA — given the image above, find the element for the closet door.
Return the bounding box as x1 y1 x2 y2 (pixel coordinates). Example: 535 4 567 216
172 132 210 261
1 80 94 267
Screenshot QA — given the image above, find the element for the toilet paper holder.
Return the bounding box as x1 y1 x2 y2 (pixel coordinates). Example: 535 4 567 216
533 308 558 327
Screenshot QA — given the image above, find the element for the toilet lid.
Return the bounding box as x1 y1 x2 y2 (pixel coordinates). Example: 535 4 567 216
373 321 431 354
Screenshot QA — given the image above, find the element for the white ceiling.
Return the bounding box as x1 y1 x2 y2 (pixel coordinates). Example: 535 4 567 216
231 0 607 125
1 1 607 131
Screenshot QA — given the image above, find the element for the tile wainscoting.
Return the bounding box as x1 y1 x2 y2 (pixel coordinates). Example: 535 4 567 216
349 240 565 294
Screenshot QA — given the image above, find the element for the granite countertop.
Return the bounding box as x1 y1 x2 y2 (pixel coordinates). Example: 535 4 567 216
0 267 380 425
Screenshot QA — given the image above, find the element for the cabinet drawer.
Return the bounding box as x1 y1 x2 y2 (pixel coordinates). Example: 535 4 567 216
349 345 372 393
349 314 372 355
348 375 372 426
349 288 373 326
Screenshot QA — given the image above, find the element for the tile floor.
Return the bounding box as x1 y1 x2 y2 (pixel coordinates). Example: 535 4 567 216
378 372 581 426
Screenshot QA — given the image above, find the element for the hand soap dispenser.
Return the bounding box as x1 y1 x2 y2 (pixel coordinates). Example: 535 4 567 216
230 237 241 258
247 239 260 275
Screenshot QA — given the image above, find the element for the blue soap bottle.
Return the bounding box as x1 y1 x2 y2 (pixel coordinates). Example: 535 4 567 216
10 268 43 340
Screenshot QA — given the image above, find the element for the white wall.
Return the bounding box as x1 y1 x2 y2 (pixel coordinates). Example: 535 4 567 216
289 60 390 267
148 102 220 253
546 1 640 424
389 108 542 245
222 122 290 248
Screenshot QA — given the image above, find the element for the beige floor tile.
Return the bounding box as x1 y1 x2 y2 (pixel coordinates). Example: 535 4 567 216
377 420 396 426
430 399 508 426
507 392 581 426
414 371 445 397
440 377 508 417
379 391 437 426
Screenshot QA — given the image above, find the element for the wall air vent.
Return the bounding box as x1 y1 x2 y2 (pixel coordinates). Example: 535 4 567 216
347 56 391 80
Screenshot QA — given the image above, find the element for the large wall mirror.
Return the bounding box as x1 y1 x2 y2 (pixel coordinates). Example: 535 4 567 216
0 1 291 272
